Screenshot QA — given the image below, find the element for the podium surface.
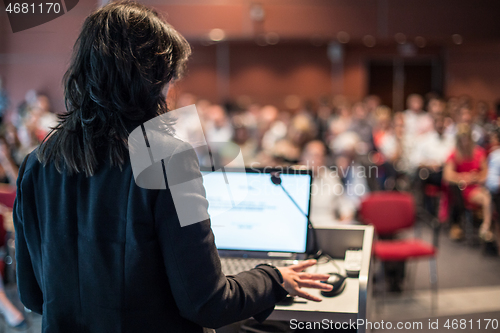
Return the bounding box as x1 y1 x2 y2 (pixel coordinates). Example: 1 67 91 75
268 225 374 333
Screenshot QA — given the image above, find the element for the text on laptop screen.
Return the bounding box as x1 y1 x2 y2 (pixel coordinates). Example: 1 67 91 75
204 171 312 253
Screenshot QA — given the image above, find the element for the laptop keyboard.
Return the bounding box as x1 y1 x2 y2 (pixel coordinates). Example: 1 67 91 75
220 258 297 275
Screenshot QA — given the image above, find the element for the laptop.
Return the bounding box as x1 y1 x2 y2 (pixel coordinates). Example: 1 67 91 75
203 167 313 275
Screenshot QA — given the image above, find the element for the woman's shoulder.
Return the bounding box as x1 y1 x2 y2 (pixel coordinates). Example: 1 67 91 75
13 149 43 189
19 148 41 174
446 149 457 162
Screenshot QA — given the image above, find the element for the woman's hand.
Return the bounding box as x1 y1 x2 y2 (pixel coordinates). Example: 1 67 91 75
460 172 478 185
277 259 333 302
469 172 479 184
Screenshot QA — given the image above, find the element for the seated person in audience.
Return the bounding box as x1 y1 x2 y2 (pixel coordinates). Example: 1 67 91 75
260 114 316 167
404 94 434 185
413 116 455 188
485 128 500 248
372 106 396 189
198 105 234 168
259 105 287 152
443 123 491 241
0 124 23 167
332 152 369 222
427 97 446 119
300 141 367 224
348 102 374 154
300 141 336 223
30 94 58 142
447 105 486 147
203 104 233 144
327 101 352 144
0 278 26 329
287 114 317 151
476 101 494 127
300 140 347 224
0 205 26 328
258 139 301 167
404 94 432 139
372 106 392 150
378 112 411 190
16 93 58 154
363 95 382 127
220 118 258 167
462 105 487 147
315 97 333 141
0 137 18 189
442 97 458 137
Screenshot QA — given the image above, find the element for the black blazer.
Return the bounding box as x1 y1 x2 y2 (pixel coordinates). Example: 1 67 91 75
14 139 288 333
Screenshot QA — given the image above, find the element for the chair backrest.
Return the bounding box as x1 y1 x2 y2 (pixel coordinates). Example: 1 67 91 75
359 191 415 236
0 190 17 209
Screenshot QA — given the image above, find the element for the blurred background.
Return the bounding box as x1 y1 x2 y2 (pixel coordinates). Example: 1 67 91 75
2 0 500 112
1 0 500 332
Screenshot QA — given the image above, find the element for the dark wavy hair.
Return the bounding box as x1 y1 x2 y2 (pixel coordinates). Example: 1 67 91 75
37 1 191 176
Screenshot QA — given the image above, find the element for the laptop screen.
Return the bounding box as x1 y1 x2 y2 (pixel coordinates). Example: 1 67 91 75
204 168 312 253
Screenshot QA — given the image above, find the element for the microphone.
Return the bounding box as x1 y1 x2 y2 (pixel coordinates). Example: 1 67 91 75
270 171 320 257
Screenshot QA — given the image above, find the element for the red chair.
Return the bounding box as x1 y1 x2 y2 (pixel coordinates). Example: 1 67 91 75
0 189 16 280
0 190 17 209
360 191 438 309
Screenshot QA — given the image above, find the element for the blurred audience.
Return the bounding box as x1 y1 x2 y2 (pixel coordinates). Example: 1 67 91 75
0 88 498 251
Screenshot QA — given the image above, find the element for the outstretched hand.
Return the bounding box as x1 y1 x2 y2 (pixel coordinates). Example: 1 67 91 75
277 259 332 302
